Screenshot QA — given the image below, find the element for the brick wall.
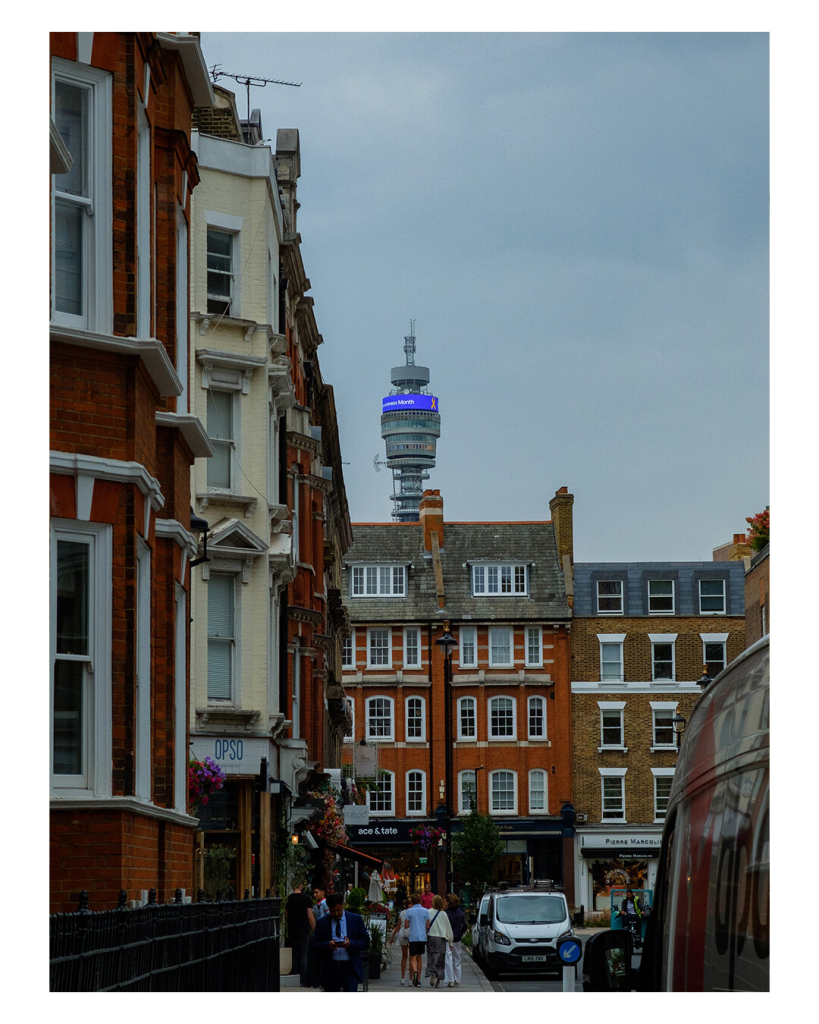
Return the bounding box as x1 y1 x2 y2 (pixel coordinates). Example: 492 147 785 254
571 616 747 682
744 551 769 646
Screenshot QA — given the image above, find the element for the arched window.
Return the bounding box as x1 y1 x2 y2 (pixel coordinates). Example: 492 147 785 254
488 696 516 739
457 696 477 740
529 769 548 814
489 770 517 814
405 696 426 742
528 696 546 739
365 696 394 741
406 770 426 816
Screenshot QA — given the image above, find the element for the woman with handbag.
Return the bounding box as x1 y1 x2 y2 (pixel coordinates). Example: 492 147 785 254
425 894 454 987
443 893 468 987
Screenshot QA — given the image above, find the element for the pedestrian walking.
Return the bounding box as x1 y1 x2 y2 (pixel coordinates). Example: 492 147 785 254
313 887 329 919
443 892 468 987
389 905 411 985
425 894 453 987
404 893 430 987
312 893 370 991
420 881 434 909
285 881 315 987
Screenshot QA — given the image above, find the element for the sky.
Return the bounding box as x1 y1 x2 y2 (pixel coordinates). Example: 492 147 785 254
200 29 769 562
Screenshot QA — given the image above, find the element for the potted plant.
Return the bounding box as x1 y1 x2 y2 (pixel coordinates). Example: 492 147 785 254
367 922 388 980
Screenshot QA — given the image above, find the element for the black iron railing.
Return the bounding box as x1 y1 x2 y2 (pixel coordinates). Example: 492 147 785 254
50 889 281 991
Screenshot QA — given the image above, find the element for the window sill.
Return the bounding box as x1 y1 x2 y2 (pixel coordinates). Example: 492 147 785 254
527 738 551 745
653 817 667 824
488 736 517 743
650 745 677 753
598 746 628 753
197 492 258 517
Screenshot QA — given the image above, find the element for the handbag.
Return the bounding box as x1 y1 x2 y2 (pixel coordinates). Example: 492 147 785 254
426 909 442 933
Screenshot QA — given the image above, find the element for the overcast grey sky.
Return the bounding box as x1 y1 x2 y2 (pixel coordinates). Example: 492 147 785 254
202 31 769 561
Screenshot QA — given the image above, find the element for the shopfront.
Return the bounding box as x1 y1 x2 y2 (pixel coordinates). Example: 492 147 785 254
190 736 280 899
574 830 663 911
490 820 567 888
345 820 435 898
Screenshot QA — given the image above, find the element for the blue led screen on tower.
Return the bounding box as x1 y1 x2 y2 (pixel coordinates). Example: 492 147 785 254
382 395 440 414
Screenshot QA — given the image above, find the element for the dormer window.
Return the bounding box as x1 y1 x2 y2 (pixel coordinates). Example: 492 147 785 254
351 565 406 597
471 563 528 596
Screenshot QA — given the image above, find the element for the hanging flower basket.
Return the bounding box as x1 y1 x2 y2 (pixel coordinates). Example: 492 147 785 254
188 757 226 811
409 824 445 850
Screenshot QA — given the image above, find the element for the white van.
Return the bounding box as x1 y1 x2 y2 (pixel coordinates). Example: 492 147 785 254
476 882 573 980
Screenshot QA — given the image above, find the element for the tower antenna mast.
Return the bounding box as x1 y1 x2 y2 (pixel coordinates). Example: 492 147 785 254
209 65 301 131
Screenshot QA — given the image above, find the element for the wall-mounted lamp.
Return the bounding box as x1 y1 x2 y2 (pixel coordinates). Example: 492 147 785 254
190 510 211 568
291 834 299 846
697 665 713 689
672 713 687 752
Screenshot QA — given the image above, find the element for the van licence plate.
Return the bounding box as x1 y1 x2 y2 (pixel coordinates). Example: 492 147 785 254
522 955 548 963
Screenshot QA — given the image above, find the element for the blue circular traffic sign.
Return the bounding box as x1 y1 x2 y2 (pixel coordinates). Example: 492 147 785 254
557 938 582 965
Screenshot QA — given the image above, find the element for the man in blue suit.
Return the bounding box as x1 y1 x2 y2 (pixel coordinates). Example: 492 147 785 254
311 893 370 991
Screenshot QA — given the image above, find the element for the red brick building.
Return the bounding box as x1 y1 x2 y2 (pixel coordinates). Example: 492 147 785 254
49 32 214 912
340 489 575 904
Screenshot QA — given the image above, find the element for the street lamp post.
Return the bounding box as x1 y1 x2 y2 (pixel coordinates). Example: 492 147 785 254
435 622 458 892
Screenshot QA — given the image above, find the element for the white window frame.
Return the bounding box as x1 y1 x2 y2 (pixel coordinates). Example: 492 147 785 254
647 579 675 615
598 701 626 751
527 695 547 739
207 571 238 703
341 630 355 669
135 537 152 801
51 58 113 333
652 768 676 822
650 701 679 751
489 769 518 815
406 770 426 816
206 388 237 492
699 578 727 615
350 564 407 597
488 695 517 740
528 769 548 815
365 695 395 742
292 475 300 562
599 768 627 823
701 633 729 677
136 101 151 339
649 633 677 682
525 626 542 667
405 695 426 742
173 584 187 813
489 626 514 667
459 625 477 668
50 519 113 797
403 626 421 668
597 633 626 682
367 769 395 815
292 642 301 739
459 769 478 814
596 580 624 615
457 696 477 740
204 210 242 317
367 627 392 669
175 205 188 413
471 563 528 596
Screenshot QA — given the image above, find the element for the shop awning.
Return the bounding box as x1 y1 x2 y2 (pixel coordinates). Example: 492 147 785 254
329 841 384 868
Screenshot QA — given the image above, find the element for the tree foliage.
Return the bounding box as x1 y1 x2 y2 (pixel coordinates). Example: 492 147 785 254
746 508 769 552
451 810 505 897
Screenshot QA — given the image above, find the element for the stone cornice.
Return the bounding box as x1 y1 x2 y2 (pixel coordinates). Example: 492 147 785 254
51 451 165 511
50 796 198 829
155 411 214 458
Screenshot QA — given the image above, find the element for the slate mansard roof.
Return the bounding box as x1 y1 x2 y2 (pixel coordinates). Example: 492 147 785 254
572 560 746 617
342 522 571 623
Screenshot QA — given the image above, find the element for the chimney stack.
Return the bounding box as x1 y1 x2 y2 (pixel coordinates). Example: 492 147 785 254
549 487 574 567
420 490 444 553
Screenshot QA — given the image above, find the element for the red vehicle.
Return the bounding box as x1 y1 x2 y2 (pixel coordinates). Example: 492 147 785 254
585 636 769 992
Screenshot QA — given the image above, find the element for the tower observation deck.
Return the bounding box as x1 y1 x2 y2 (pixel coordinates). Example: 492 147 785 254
380 325 441 522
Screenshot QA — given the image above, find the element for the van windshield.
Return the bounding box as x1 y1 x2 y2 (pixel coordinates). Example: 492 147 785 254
495 895 566 924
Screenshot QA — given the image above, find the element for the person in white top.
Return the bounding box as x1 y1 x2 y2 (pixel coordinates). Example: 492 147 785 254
389 906 411 984
425 894 454 987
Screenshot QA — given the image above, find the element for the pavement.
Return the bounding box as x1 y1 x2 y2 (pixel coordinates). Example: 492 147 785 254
281 929 608 993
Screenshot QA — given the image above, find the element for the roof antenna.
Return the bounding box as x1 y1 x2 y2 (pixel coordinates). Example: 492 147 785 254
209 65 301 138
